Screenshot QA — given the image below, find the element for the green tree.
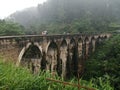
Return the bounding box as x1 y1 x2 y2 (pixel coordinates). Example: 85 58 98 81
0 20 25 35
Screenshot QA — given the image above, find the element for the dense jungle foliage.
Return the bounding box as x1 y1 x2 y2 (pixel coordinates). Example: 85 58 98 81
8 0 120 34
83 34 120 90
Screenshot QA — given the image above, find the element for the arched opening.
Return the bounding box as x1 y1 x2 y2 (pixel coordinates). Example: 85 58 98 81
60 39 68 78
96 36 101 47
104 35 107 39
20 44 42 74
46 41 58 74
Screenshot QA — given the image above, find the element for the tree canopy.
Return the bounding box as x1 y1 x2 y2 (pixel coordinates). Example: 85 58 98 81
8 0 120 34
0 20 25 36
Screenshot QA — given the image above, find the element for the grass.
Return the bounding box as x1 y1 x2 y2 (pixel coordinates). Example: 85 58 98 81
0 58 114 90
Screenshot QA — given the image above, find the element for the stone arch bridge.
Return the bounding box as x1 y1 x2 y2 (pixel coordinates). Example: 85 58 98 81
0 33 111 78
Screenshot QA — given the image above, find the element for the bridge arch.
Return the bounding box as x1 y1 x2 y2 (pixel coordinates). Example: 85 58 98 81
17 42 32 66
60 39 68 78
70 38 76 47
17 42 42 74
18 42 42 64
77 37 84 76
69 38 77 76
96 36 102 46
104 35 107 39
46 41 58 73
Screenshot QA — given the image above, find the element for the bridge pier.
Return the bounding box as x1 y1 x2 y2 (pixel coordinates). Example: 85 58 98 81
77 38 84 76
46 41 58 75
91 37 96 52
68 38 76 76
60 39 68 78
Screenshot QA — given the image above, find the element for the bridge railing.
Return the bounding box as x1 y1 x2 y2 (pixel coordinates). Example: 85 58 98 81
0 32 107 39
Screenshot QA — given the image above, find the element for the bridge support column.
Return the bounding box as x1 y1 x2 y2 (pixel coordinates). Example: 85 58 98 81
68 39 76 76
69 47 74 76
92 39 96 52
77 39 84 76
31 58 42 74
60 46 68 78
46 49 57 73
85 38 90 59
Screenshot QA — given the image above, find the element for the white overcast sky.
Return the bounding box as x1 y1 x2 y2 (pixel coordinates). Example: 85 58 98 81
0 0 47 19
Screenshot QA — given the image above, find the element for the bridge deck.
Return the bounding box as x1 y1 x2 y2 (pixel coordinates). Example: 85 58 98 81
0 33 100 39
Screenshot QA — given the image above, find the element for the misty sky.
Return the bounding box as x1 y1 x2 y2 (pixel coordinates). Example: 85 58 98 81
0 0 47 19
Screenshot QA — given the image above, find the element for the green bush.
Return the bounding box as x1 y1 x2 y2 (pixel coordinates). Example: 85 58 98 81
0 59 113 90
84 35 120 90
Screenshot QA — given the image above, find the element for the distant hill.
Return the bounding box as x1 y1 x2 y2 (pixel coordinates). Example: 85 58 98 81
7 0 120 34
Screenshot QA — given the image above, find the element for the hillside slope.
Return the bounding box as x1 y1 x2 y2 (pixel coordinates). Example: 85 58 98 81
8 0 120 34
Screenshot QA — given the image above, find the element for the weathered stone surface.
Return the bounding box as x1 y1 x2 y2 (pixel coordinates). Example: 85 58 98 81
0 33 111 77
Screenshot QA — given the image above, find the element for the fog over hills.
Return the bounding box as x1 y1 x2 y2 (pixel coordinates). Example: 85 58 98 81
8 0 120 34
